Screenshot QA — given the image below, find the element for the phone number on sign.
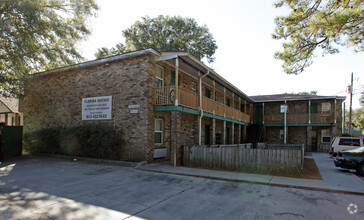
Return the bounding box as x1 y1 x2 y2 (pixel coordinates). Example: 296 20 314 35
85 114 108 119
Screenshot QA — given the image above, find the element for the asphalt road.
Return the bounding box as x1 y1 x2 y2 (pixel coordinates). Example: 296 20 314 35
1 156 363 220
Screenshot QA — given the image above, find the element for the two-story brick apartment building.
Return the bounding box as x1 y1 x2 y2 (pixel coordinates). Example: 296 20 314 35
250 94 345 152
24 49 345 163
24 49 253 164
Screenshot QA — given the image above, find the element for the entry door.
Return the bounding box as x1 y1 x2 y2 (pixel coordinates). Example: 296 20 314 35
312 130 317 152
226 127 230 145
255 105 263 124
205 125 210 145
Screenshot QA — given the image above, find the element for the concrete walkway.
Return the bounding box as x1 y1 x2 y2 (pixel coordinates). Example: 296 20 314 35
138 152 364 195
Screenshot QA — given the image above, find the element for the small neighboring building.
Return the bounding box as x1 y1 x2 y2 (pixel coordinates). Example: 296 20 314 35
250 94 346 152
0 96 23 126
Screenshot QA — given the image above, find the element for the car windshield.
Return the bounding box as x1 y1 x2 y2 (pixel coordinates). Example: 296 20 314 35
350 146 364 153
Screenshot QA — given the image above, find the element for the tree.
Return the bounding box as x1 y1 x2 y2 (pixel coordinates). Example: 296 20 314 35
0 0 98 97
297 90 318 95
273 0 364 74
95 15 218 63
285 90 318 95
345 94 364 133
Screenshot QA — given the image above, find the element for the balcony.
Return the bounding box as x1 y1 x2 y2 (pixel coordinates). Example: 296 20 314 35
264 114 335 124
154 86 251 123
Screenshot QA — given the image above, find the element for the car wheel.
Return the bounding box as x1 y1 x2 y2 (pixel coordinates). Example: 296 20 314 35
357 162 364 176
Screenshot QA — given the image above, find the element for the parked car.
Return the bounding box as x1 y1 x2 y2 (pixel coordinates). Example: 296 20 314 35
334 146 364 176
329 136 364 157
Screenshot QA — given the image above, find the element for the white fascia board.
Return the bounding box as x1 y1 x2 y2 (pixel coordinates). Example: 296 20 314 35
157 52 189 61
33 48 160 77
253 96 347 103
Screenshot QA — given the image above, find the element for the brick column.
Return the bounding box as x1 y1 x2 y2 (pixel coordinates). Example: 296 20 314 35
231 122 234 144
306 126 312 152
171 111 182 166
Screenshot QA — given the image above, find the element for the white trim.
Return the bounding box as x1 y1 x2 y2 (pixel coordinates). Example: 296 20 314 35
154 118 163 145
34 49 160 77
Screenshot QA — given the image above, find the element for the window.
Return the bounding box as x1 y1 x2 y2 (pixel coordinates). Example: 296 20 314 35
154 118 163 145
306 102 318 114
339 138 360 146
321 129 331 143
191 82 197 93
226 98 231 107
321 102 331 115
280 129 284 139
246 104 250 114
155 65 164 88
205 87 211 98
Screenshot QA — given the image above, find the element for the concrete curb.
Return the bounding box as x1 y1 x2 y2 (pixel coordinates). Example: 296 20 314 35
137 167 364 196
27 153 147 167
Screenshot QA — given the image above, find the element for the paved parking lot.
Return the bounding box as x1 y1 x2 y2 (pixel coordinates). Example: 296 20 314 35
1 156 364 220
313 152 364 189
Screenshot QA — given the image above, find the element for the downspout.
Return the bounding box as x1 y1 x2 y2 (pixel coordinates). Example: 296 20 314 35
198 69 210 145
284 100 287 144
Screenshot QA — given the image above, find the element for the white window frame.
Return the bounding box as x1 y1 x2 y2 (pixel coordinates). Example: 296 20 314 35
321 129 331 143
191 82 197 93
154 118 163 145
321 102 331 115
155 65 164 88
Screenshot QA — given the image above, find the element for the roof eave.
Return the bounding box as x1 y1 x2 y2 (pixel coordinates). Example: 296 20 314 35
252 96 347 103
33 48 161 77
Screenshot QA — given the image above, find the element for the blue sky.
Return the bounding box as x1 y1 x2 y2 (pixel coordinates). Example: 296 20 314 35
79 0 364 109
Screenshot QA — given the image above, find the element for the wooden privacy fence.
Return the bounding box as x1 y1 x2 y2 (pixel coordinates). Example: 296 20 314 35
183 144 304 171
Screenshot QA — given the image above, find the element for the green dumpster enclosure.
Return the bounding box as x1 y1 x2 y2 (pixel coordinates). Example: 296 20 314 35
0 126 23 160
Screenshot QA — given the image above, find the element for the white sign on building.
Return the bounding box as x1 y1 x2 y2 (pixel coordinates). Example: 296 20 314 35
82 96 112 120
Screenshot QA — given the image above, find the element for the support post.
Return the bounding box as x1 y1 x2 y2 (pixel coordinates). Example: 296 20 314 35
262 102 265 124
334 99 337 124
212 80 215 101
244 100 247 123
284 100 287 144
212 112 216 145
308 100 311 124
349 72 353 135
223 115 226 144
175 58 179 106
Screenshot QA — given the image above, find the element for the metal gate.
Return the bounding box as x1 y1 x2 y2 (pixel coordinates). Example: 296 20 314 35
0 125 23 160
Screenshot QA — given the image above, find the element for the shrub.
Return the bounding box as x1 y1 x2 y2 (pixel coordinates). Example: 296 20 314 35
24 124 125 160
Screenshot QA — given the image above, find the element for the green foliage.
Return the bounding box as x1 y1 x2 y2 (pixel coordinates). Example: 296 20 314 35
95 15 218 63
0 0 98 97
286 90 318 95
273 0 364 74
345 94 364 133
24 124 125 160
351 107 364 132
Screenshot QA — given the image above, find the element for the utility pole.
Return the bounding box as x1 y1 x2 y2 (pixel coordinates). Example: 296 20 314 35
348 72 353 135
